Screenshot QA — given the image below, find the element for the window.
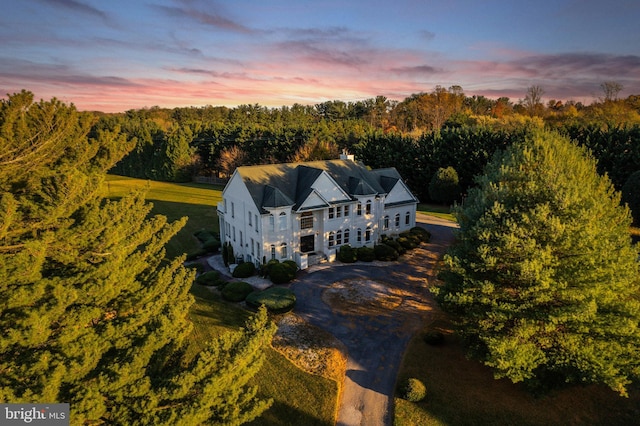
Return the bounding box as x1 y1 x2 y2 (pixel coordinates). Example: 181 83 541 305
248 212 252 226
328 232 335 247
336 206 342 218
344 229 350 244
301 211 313 229
279 212 287 230
344 205 349 216
251 238 255 255
328 207 334 219
365 200 372 215
256 243 260 260
357 228 362 243
281 243 287 258
233 226 236 241
240 231 243 247
269 214 275 231
231 202 235 218
405 211 410 225
395 214 400 227
357 202 362 216
271 245 276 260
365 226 372 242
383 216 389 230
255 214 259 232
336 230 342 245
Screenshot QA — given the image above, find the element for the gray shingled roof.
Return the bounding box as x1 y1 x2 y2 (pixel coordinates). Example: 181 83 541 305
235 159 410 213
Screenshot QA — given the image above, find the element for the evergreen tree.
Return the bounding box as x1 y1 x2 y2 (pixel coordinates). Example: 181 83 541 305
428 166 460 205
0 92 275 424
435 131 640 396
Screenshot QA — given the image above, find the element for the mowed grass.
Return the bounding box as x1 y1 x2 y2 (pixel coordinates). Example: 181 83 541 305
103 175 223 258
395 317 640 426
417 203 456 222
103 175 338 425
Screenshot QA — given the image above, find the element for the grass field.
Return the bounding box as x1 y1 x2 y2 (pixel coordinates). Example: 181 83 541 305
417 203 456 222
103 175 223 258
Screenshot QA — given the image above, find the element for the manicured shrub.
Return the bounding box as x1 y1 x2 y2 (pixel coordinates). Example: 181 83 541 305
246 287 296 313
269 262 295 284
202 237 221 253
195 270 222 286
410 226 431 243
383 239 405 255
374 243 399 261
397 235 418 250
356 246 375 262
622 170 640 225
423 331 445 345
338 244 357 263
232 261 256 278
221 281 254 302
283 260 298 274
399 378 427 402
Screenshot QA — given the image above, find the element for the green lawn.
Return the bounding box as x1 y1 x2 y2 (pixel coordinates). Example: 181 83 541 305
417 203 456 222
103 175 223 258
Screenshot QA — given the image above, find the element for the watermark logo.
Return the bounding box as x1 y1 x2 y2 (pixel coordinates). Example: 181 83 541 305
1 404 69 425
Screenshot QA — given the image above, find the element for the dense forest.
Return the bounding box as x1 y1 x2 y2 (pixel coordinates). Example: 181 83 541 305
96 84 640 208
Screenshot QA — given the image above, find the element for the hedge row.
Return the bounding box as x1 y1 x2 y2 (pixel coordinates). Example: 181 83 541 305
337 226 431 264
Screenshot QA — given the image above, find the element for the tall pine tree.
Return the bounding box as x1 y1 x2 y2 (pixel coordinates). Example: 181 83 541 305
0 91 275 424
435 130 640 396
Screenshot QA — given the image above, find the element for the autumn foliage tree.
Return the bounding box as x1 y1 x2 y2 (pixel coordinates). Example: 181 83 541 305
435 131 640 396
0 91 275 424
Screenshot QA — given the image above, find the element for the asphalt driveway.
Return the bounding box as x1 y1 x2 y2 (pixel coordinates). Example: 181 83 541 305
290 214 457 426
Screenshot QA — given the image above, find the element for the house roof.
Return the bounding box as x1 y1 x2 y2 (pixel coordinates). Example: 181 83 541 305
235 159 413 213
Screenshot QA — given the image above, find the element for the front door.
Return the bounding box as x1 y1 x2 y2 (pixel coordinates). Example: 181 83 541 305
300 235 315 253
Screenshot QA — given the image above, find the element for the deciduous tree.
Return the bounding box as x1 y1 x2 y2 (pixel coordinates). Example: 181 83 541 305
435 131 640 396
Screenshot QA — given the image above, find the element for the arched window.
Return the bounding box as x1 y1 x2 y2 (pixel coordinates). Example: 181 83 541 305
279 212 287 230
405 211 410 225
357 228 362 243
383 215 389 230
269 214 275 231
281 243 287 258
328 232 335 247
365 200 372 215
270 244 276 260
344 229 350 244
365 226 372 242
336 230 342 245
395 213 400 227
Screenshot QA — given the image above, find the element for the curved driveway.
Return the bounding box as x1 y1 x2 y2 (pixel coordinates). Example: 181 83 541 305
290 214 457 426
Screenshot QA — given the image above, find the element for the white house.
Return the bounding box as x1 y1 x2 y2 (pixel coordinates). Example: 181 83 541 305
217 155 418 269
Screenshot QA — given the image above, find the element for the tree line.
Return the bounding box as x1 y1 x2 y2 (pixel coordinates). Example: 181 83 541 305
97 84 640 205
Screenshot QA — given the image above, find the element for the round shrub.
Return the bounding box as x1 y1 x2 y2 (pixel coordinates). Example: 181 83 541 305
221 281 254 302
423 331 445 345
246 287 296 313
356 246 375 262
195 270 221 286
338 244 357 263
622 170 640 225
374 243 399 261
399 378 427 402
269 262 295 284
384 239 405 255
397 236 417 250
410 226 431 243
283 260 298 274
232 261 256 278
202 237 221 253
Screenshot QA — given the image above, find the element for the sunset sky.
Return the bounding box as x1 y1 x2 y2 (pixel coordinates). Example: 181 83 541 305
2 0 639 112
